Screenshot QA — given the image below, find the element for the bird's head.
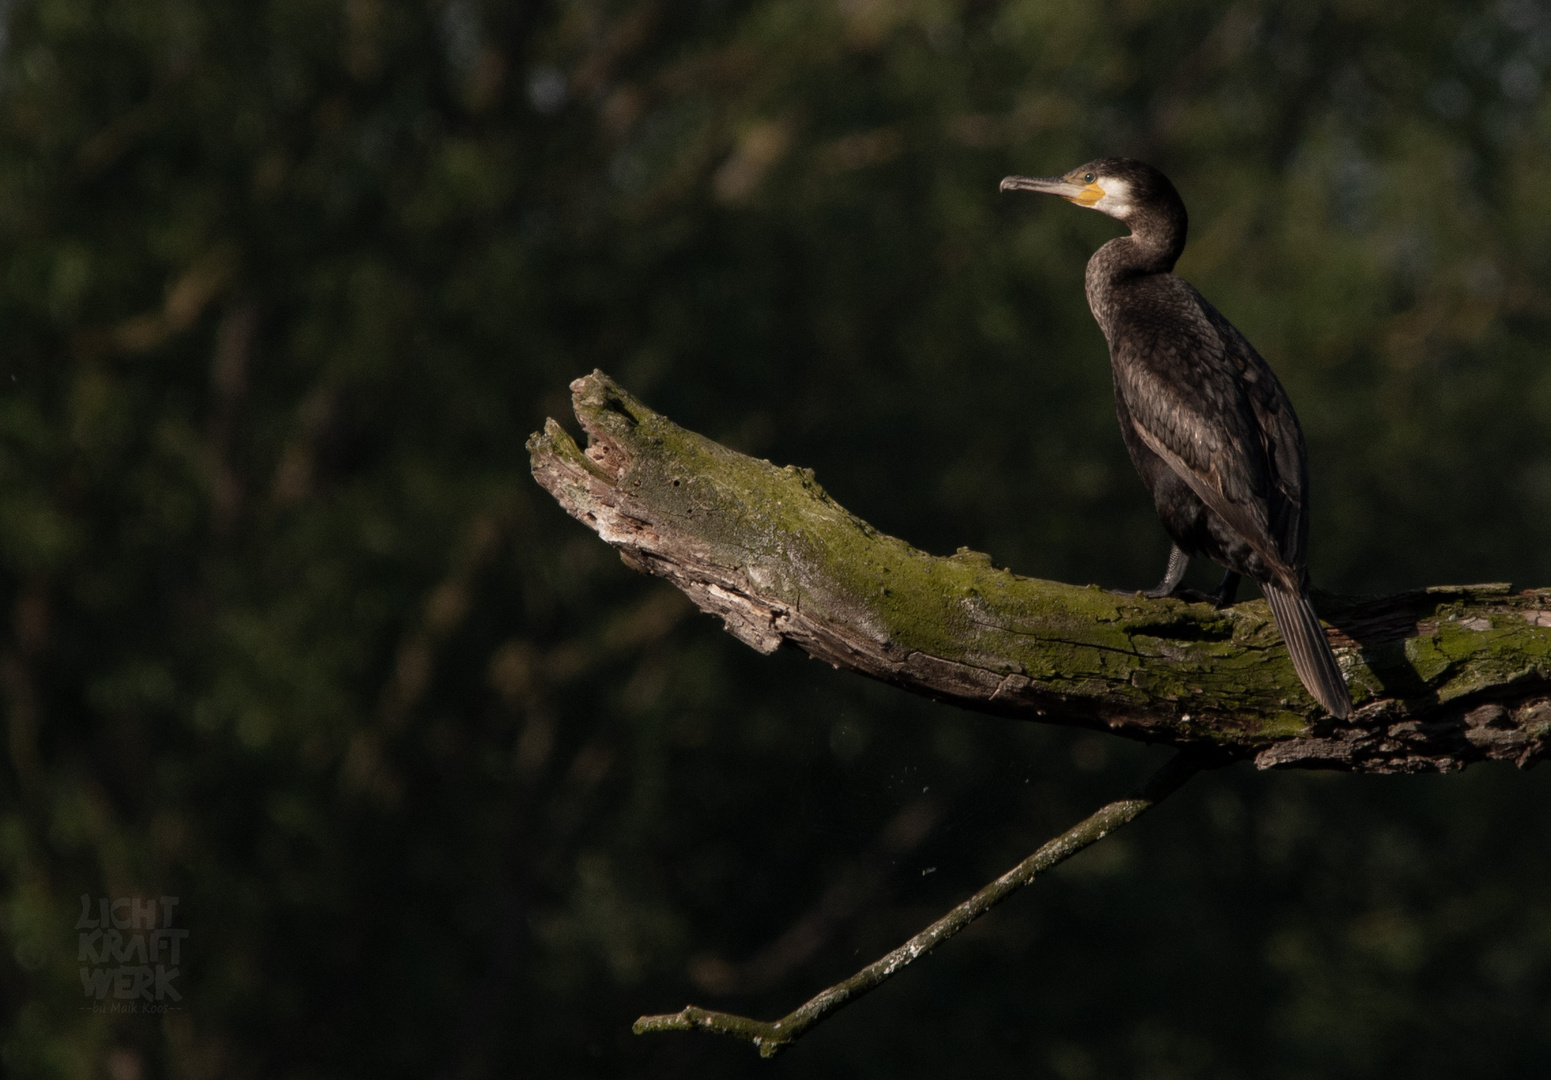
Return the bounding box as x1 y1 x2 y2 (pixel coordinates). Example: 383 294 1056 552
999 158 1180 225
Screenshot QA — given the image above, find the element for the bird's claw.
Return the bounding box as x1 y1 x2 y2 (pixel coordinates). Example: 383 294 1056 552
1112 585 1228 606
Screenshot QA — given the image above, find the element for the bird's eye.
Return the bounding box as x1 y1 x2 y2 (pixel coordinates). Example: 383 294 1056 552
1083 172 1096 184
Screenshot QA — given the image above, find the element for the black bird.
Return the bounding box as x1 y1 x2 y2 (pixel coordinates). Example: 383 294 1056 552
1000 158 1352 719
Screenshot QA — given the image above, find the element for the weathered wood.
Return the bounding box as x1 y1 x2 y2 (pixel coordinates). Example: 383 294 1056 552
528 371 1551 774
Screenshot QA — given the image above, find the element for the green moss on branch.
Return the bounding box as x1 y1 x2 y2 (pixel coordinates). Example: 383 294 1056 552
529 372 1551 774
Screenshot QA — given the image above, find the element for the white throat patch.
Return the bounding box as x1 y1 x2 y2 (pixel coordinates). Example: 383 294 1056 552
1092 177 1134 219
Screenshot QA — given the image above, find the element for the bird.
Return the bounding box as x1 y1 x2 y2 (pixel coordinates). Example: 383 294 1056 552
1000 158 1353 719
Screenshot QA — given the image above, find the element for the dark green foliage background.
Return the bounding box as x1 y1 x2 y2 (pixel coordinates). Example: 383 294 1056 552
1 0 1550 1076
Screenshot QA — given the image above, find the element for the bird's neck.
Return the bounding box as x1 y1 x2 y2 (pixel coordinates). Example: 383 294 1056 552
1083 210 1187 335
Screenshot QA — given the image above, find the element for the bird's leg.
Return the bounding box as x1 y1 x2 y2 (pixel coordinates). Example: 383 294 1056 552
1210 570 1241 608
1140 544 1190 599
1113 545 1229 605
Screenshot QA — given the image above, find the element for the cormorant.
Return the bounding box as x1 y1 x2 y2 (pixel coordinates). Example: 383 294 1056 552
1000 158 1353 719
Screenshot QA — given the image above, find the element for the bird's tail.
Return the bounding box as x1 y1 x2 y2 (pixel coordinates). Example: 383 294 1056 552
1263 583 1353 720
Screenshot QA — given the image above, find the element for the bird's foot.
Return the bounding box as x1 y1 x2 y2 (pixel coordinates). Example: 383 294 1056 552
1209 571 1242 609
1132 543 1190 600
1110 586 1215 602
1111 564 1242 607
1111 584 1219 604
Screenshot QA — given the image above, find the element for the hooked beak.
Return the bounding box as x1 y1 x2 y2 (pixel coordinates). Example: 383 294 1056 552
999 174 1105 206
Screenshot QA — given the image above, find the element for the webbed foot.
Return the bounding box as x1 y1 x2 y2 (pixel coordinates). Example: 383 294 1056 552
1209 570 1241 608
1113 550 1242 608
1139 543 1190 599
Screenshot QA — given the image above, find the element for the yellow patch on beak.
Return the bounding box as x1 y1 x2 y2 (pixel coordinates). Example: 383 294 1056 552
1066 181 1105 206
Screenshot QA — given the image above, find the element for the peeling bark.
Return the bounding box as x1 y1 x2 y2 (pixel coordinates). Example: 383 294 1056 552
528 371 1551 774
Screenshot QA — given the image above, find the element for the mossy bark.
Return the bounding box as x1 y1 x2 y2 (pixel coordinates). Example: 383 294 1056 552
528 372 1551 774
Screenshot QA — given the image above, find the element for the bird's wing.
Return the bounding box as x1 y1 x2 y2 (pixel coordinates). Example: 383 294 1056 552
1194 294 1310 569
1111 279 1299 580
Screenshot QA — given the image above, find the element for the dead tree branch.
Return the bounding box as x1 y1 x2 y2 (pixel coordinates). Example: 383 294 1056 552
528 371 1551 773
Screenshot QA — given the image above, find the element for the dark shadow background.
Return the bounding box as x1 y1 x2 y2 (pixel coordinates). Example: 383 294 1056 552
1 1 1550 1077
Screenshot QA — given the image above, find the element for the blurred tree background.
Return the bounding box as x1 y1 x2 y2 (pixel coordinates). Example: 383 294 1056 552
1 0 1550 1076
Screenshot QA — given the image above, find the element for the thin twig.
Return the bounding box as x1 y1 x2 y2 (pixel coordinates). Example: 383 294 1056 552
633 750 1201 1057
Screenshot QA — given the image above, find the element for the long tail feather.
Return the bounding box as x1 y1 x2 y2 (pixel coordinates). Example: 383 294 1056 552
1263 584 1353 719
